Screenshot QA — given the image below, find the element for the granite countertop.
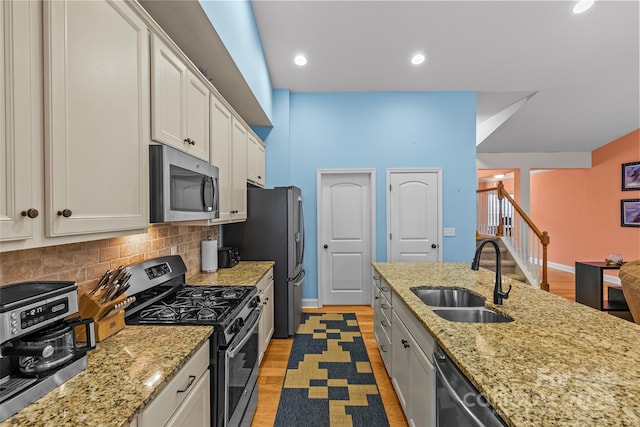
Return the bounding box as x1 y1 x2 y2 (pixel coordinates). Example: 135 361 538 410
1 325 212 427
372 262 640 426
188 261 274 286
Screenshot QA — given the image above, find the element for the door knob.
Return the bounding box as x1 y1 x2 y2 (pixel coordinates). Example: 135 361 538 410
431 243 438 249
323 244 328 249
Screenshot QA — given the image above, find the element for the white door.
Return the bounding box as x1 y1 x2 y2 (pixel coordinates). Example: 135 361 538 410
388 170 441 262
318 170 375 305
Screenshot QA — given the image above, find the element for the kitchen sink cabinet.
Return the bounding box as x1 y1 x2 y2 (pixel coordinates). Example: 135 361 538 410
137 342 210 427
391 309 436 427
0 0 41 243
373 276 393 376
43 0 150 237
150 33 210 162
257 267 275 364
247 134 266 188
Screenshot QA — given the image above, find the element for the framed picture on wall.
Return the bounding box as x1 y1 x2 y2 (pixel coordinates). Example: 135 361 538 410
621 199 640 227
622 161 640 191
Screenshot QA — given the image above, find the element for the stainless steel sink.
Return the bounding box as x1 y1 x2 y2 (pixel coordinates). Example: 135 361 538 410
411 287 485 308
432 307 513 323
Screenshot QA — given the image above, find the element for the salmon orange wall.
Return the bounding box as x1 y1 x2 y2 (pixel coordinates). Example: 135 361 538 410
530 129 640 267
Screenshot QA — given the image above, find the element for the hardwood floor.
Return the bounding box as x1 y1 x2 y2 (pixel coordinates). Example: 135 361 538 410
251 268 624 427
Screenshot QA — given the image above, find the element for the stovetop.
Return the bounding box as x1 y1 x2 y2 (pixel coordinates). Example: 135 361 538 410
132 285 255 326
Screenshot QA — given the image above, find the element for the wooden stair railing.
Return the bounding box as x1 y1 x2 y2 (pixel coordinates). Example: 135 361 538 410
477 181 550 291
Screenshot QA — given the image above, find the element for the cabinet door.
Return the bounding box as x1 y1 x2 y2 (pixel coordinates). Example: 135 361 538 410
151 34 186 149
247 134 265 187
230 117 247 221
44 0 149 236
165 370 210 427
0 1 40 241
391 311 410 412
185 72 210 161
263 274 275 350
408 341 436 427
210 95 232 222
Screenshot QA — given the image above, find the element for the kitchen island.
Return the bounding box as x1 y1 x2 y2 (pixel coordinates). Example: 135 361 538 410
0 326 213 427
373 262 640 426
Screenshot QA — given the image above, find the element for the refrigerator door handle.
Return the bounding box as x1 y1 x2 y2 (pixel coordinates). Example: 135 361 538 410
289 269 305 284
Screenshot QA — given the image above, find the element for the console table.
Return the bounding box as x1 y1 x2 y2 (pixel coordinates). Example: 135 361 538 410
575 261 627 311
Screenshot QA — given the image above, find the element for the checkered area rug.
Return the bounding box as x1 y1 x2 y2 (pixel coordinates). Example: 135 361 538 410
274 313 390 427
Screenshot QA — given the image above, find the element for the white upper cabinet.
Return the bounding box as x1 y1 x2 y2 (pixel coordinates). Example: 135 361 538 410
151 34 209 161
210 94 232 223
0 1 41 242
231 117 248 221
247 134 266 188
43 0 150 237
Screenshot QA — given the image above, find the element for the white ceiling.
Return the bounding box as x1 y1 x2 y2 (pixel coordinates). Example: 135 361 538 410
251 0 640 154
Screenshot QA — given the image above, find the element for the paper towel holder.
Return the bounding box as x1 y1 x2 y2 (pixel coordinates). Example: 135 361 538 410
201 237 218 273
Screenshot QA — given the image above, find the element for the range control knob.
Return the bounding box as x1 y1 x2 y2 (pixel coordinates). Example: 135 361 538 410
250 297 260 308
236 318 245 328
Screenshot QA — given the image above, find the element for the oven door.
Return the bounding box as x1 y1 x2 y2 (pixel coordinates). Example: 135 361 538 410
224 308 260 427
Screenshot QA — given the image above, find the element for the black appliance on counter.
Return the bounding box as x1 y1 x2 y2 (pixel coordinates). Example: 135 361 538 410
218 247 240 268
123 255 260 427
0 281 96 422
223 186 305 338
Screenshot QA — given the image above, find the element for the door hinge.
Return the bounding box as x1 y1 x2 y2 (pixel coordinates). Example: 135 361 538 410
389 184 392 191
389 233 392 240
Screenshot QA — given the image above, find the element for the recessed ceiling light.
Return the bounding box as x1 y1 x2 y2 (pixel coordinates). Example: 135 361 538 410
573 0 594 14
294 55 308 66
411 53 426 66
493 174 505 179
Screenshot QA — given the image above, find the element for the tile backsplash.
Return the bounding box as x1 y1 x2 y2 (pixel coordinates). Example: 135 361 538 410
0 224 219 295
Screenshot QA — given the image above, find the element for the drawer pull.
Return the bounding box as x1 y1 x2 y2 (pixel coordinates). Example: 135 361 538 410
381 287 389 292
177 375 196 393
381 320 389 327
402 339 410 349
380 345 387 353
381 303 389 309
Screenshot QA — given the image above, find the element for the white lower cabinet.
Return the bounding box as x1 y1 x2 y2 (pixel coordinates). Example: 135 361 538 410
373 276 393 376
257 267 275 364
373 274 436 427
137 343 210 427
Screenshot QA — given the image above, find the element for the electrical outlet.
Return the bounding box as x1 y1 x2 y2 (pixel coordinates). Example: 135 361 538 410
443 227 456 237
170 246 178 255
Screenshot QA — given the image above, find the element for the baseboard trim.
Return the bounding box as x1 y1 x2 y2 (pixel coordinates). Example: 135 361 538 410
548 261 621 285
302 298 320 308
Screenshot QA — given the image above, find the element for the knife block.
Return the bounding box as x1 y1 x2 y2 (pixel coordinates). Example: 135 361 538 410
78 292 127 342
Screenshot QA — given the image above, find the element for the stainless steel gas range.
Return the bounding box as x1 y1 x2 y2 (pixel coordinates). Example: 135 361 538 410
123 256 260 427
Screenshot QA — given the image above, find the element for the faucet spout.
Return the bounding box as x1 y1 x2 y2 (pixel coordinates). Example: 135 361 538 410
471 239 512 305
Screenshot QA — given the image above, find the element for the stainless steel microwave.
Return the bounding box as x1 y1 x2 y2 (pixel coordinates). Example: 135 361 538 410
149 144 219 223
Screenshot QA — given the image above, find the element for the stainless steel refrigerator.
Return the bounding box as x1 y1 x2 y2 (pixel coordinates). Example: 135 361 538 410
223 186 305 338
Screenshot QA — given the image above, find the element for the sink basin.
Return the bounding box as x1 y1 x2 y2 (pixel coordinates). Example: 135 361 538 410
432 307 513 323
411 287 485 307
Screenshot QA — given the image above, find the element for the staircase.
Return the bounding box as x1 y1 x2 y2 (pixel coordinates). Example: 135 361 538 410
476 235 528 283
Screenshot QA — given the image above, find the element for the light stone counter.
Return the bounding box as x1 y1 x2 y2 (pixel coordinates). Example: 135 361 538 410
188 261 274 286
372 262 640 427
0 326 213 427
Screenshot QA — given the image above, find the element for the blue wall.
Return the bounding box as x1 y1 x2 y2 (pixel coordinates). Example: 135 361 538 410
199 0 273 121
264 91 478 300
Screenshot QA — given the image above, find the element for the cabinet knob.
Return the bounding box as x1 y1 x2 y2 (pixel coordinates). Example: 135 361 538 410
184 137 194 145
57 209 72 218
402 339 410 349
21 208 39 219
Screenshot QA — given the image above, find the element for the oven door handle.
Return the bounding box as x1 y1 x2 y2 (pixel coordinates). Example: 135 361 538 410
227 309 261 358
433 353 485 427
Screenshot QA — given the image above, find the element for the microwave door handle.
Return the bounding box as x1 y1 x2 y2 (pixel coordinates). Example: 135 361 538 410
201 176 213 212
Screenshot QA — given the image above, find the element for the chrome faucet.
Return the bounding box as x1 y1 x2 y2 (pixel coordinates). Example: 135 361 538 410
471 239 512 305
